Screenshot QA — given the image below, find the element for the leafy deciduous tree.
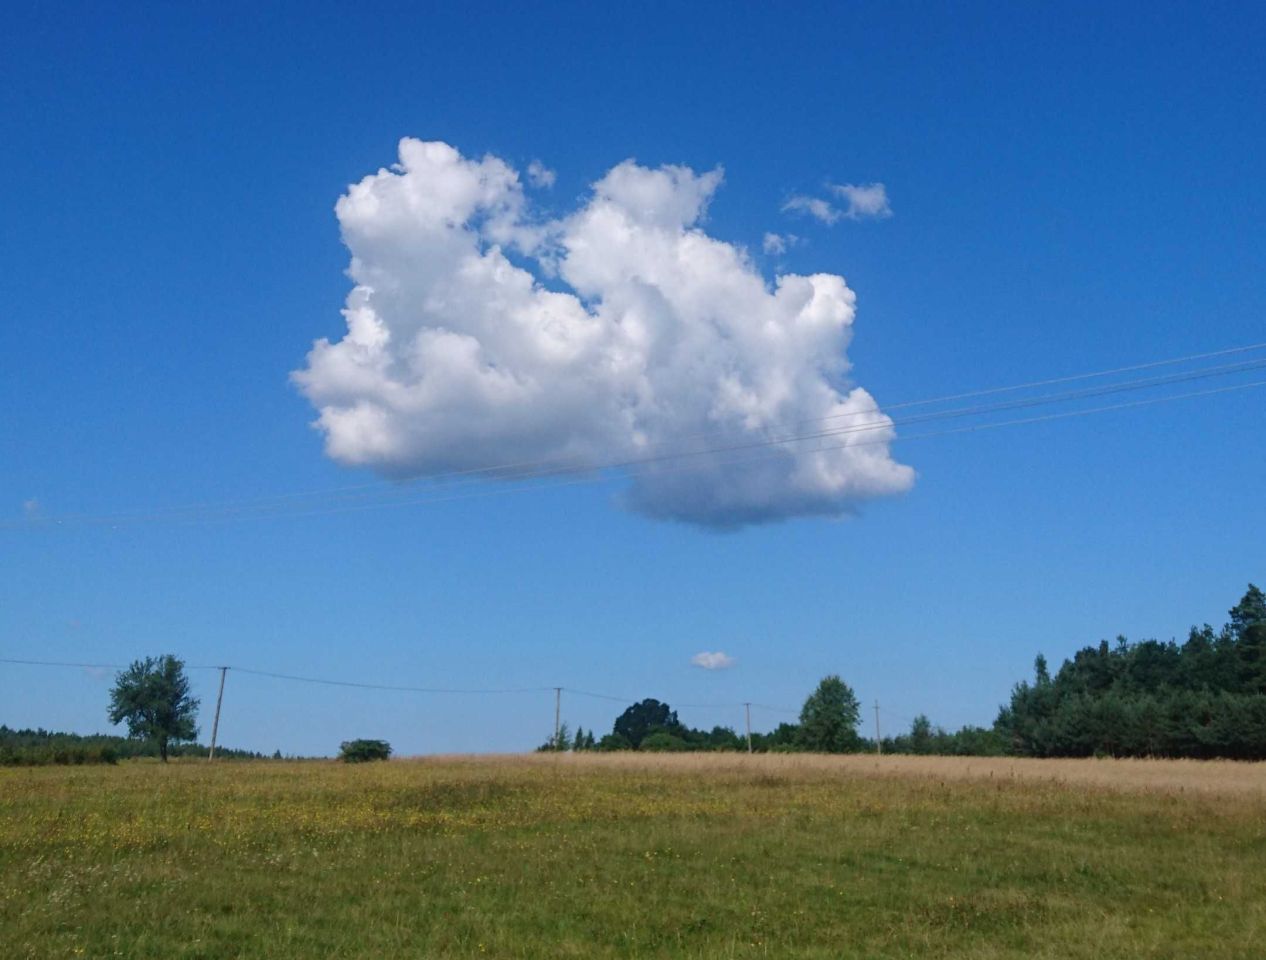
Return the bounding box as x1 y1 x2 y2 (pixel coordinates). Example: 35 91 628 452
107 655 199 762
613 699 681 749
798 675 861 753
339 739 391 762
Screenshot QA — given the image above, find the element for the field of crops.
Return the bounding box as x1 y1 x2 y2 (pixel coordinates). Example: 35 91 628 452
2 754 1264 958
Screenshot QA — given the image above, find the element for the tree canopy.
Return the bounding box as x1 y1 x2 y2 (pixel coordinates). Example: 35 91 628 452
107 655 199 762
613 699 682 749
998 584 1266 759
338 739 391 762
798 674 861 753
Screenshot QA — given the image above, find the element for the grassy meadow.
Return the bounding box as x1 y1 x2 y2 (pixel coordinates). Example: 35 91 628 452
2 754 1264 958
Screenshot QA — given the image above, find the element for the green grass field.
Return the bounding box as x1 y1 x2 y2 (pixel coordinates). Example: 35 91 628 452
2 754 1264 958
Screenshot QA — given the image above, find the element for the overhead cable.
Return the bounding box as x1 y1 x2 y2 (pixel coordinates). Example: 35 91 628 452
7 348 1264 528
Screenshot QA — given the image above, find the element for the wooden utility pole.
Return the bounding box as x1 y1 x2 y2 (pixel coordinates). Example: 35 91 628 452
553 687 562 750
873 699 882 755
208 667 228 761
744 702 752 754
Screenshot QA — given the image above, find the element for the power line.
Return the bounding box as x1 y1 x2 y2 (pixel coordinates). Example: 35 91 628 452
0 658 800 715
14 372 1260 529
0 657 241 675
390 354 1266 493
177 337 1266 500
52 340 1264 521
0 658 548 695
514 354 1266 490
0 658 992 742
229 338 1266 508
563 686 798 713
228 666 553 696
889 377 1266 446
562 687 640 704
216 350 1262 499
0 657 129 670
187 336 1266 509
1 658 564 698
747 702 800 716
94 374 1264 525
8 341 1263 528
875 339 1266 410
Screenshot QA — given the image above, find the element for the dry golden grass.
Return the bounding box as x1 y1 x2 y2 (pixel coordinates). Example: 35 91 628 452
446 751 1266 798
3 753 1264 958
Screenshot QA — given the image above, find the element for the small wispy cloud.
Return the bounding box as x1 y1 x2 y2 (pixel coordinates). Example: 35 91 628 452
783 195 842 224
783 181 891 224
526 160 556 188
829 182 891 219
761 232 800 255
691 651 736 670
22 498 40 519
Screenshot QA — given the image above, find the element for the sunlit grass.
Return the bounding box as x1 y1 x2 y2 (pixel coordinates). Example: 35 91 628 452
1 754 1263 958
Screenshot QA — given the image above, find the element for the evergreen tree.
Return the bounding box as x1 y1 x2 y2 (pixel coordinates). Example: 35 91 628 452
1239 623 1266 694
1229 584 1266 639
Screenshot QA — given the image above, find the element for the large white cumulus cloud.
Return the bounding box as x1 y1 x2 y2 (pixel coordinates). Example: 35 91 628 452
293 139 914 527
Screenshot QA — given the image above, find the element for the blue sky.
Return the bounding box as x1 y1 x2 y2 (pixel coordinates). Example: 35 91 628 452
2 2 1263 755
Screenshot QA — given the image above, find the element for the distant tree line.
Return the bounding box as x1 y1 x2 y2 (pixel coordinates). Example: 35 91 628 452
545 584 1264 760
6 584 1261 763
542 676 1010 756
541 675 871 754
0 725 267 766
879 717 1009 757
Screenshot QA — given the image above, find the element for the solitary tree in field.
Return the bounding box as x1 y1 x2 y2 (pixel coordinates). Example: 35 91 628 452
798 675 861 753
338 739 391 762
108 655 199 762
